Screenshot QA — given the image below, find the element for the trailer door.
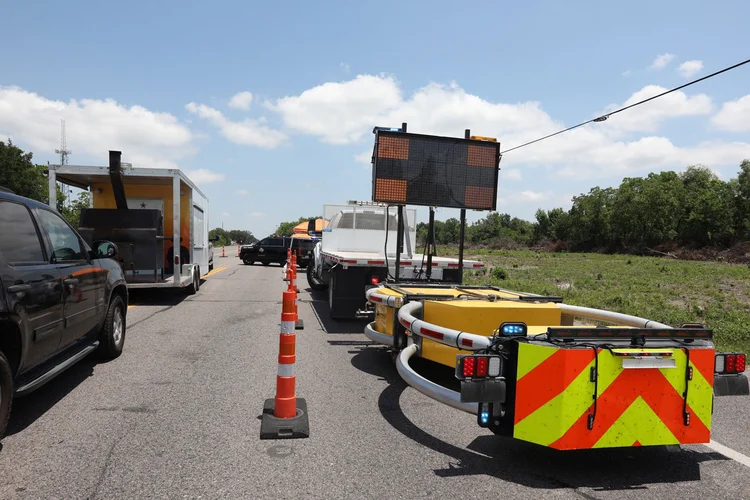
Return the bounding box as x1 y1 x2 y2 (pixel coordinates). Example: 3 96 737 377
192 205 205 273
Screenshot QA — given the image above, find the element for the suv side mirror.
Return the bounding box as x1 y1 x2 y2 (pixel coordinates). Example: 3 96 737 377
95 240 119 259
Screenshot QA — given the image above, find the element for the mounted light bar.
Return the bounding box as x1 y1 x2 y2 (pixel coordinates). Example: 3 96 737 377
546 326 713 340
716 353 746 374
499 322 527 337
456 354 504 380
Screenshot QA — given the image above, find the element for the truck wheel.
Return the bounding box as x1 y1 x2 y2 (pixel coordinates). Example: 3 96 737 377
307 264 328 291
0 350 13 440
242 257 253 265
97 295 126 359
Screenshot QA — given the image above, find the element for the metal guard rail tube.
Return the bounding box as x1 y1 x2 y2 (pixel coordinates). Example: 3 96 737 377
364 321 395 347
397 344 478 415
397 301 492 351
558 304 672 329
365 287 402 308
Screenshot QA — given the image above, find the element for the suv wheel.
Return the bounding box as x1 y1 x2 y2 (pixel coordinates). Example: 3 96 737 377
0 351 13 439
98 295 126 359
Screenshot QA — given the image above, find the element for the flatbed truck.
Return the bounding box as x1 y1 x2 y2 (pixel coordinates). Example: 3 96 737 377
306 201 485 319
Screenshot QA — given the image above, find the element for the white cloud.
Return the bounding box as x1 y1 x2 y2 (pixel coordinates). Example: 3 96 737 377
186 102 287 148
228 91 253 111
267 74 403 144
184 168 225 183
236 189 249 196
500 168 522 181
250 212 265 218
340 62 351 73
678 60 703 78
516 190 547 202
712 95 750 132
354 150 372 164
0 85 195 168
597 84 713 133
264 74 750 182
651 53 675 69
221 211 230 217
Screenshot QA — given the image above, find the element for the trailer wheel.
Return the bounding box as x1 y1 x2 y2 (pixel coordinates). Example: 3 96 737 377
306 263 328 291
187 268 199 295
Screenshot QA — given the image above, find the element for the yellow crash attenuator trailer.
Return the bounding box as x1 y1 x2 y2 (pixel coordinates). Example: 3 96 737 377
363 283 746 451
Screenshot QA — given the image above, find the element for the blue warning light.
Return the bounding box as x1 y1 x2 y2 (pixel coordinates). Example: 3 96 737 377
500 322 528 336
480 411 489 424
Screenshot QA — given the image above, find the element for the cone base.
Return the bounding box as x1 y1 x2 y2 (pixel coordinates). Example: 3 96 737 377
260 398 310 440
295 319 304 330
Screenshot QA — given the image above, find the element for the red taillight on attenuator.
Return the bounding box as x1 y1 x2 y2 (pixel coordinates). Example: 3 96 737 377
463 357 475 377
371 276 380 285
715 353 746 374
476 357 488 377
457 355 503 380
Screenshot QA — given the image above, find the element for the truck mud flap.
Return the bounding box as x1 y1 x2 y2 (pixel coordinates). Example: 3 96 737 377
329 266 370 319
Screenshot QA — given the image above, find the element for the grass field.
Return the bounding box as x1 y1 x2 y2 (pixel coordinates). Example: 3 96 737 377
438 247 750 354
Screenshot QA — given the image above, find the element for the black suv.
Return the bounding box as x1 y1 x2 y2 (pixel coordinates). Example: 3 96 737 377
239 236 314 268
0 188 128 439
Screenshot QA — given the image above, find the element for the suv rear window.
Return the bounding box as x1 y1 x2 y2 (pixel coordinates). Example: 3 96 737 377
0 200 46 264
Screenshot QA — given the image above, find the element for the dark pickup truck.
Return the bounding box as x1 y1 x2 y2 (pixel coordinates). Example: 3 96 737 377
0 187 128 439
239 236 314 268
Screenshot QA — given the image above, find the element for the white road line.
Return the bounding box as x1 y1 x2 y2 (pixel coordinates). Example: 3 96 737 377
705 440 750 468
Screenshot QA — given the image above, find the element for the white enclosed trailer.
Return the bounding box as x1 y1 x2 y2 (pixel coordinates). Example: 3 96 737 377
47 154 210 292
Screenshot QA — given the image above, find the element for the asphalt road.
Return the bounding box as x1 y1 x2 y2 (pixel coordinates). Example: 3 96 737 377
1 255 749 499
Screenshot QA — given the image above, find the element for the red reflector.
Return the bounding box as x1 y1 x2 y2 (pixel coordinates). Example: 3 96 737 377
476 357 488 377
726 354 736 373
736 354 746 373
463 357 475 377
420 327 444 341
371 276 380 285
367 260 385 265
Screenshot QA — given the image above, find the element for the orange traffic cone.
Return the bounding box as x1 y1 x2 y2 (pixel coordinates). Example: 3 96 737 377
259 287 310 439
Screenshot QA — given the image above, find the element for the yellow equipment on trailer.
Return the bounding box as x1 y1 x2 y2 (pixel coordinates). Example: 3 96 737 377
364 283 748 450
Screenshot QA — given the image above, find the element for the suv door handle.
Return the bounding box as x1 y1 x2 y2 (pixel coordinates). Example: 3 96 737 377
8 284 32 293
64 278 79 286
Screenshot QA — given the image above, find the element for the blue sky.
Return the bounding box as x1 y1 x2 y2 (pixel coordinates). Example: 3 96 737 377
2 0 750 238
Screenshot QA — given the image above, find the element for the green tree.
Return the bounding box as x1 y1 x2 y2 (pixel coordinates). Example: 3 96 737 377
734 159 750 240
59 191 91 227
209 227 231 246
228 229 256 244
678 165 736 246
0 140 50 202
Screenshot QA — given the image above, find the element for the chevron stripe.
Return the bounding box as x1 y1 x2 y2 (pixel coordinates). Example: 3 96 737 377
513 345 715 450
550 368 710 450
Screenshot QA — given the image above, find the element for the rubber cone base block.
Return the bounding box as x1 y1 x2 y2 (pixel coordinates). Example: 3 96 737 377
295 319 304 330
260 398 310 439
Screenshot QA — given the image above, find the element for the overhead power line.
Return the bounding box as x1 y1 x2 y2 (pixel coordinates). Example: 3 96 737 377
499 56 750 155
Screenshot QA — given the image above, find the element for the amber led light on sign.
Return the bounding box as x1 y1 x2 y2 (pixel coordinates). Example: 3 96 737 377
375 178 407 202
